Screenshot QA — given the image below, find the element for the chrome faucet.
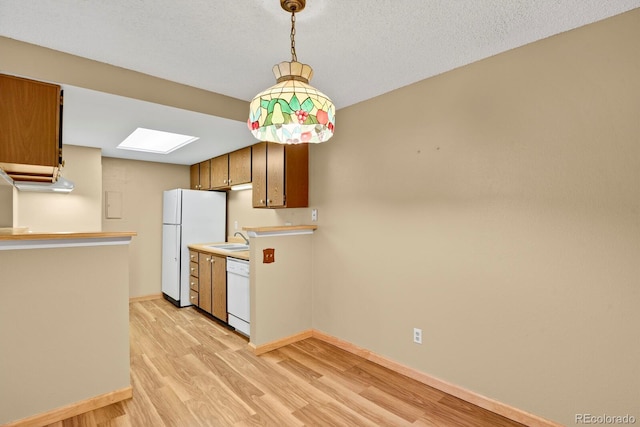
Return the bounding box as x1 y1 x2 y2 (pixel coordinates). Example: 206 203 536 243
234 231 249 245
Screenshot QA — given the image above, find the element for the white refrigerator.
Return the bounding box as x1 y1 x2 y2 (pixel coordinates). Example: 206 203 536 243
162 189 226 307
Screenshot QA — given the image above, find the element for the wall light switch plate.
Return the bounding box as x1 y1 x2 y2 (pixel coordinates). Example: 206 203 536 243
263 248 275 264
311 208 318 221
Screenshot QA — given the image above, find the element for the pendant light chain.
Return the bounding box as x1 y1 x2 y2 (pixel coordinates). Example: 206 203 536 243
290 11 297 62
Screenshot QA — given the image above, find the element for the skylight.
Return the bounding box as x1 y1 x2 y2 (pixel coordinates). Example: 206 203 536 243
117 128 199 154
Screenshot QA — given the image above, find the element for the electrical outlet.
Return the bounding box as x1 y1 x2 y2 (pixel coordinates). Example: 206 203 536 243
234 221 238 231
311 208 318 221
413 328 422 344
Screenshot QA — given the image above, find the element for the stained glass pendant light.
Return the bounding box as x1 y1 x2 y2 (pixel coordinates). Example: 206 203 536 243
248 0 335 144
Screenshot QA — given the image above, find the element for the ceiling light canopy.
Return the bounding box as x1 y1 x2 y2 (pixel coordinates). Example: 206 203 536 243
117 128 199 154
248 0 335 144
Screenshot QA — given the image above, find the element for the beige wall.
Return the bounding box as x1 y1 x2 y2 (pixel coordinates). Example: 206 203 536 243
0 244 131 424
0 185 13 227
249 233 313 346
15 145 102 232
1 9 639 426
227 189 312 233
101 157 189 297
310 10 640 426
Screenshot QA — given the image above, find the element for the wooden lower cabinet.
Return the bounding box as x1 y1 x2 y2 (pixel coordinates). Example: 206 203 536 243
196 251 227 321
188 250 199 306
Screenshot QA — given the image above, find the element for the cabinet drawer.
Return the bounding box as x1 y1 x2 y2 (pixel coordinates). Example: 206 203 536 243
190 261 199 277
189 251 199 263
189 290 198 306
190 276 199 292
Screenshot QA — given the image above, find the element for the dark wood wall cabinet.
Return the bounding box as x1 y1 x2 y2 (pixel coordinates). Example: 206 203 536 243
190 160 211 190
252 142 308 209
190 146 253 191
0 73 63 182
210 146 252 189
189 142 308 209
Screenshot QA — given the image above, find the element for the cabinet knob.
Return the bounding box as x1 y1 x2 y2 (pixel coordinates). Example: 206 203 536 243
260 199 264 204
190 267 195 272
224 179 227 184
229 179 232 184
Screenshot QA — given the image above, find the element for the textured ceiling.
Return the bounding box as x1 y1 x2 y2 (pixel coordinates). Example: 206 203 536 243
1 1 639 163
3 0 639 108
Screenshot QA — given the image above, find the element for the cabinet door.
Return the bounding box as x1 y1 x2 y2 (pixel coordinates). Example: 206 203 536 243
267 142 285 207
0 74 61 172
190 164 200 189
252 142 267 208
281 143 309 208
210 155 229 188
228 147 251 186
198 252 213 314
199 160 211 190
212 255 227 321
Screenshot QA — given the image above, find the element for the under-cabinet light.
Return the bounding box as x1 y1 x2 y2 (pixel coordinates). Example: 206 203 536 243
230 183 253 191
14 176 75 193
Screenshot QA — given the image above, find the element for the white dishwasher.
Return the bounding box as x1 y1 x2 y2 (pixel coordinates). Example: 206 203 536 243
226 257 250 336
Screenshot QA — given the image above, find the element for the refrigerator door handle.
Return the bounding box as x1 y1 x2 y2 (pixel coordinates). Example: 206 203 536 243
176 227 180 262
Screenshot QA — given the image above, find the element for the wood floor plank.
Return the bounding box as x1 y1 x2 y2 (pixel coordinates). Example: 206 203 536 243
310 375 414 427
48 298 527 427
277 357 323 382
291 401 378 427
291 338 360 371
190 346 265 404
214 348 311 411
359 385 427 422
121 370 167 427
237 394 306 427
276 344 371 394
346 358 449 408
436 393 526 427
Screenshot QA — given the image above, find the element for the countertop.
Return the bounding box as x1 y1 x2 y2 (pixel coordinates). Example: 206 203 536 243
0 229 137 241
242 225 318 233
187 226 318 260
188 242 249 261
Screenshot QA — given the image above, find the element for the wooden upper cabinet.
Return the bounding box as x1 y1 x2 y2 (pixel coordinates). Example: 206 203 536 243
210 155 229 188
252 142 308 209
190 164 200 190
228 147 252 186
252 142 268 208
190 160 211 190
0 73 62 182
267 143 285 207
210 146 251 189
198 160 211 190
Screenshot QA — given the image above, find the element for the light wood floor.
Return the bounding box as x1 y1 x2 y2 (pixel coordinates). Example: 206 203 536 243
47 298 525 426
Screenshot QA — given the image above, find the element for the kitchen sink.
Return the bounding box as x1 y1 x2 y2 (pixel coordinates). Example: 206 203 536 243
207 243 249 252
